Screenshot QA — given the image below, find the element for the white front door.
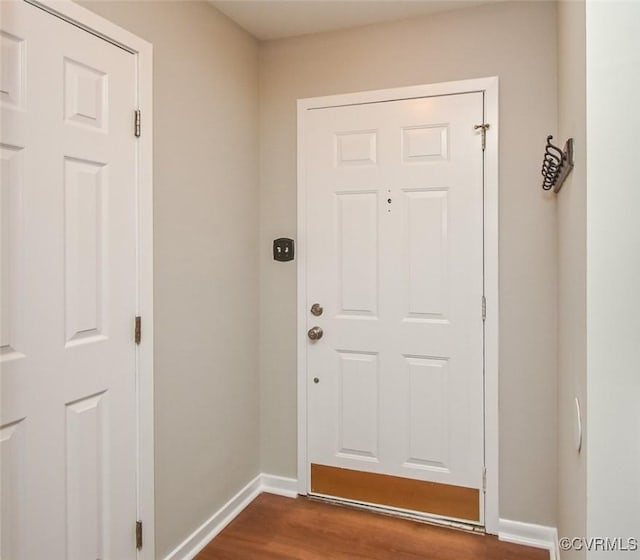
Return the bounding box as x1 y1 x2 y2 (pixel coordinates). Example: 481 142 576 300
1 2 139 558
304 92 485 523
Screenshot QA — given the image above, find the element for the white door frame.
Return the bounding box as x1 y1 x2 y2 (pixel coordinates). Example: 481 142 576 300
25 1 155 556
296 77 499 534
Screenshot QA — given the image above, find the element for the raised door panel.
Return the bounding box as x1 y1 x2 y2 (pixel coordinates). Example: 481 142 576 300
336 130 377 166
402 125 449 163
0 31 25 110
403 356 450 472
336 191 378 317
65 392 109 560
64 157 107 346
0 144 24 362
0 419 26 560
402 189 449 321
337 351 379 461
64 58 107 132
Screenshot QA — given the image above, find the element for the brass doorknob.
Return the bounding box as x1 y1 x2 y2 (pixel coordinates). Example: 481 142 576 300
307 326 323 340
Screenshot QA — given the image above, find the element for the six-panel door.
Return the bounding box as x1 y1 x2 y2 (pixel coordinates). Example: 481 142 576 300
305 93 485 523
1 2 138 558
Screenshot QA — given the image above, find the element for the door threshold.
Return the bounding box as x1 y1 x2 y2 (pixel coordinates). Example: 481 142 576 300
306 493 485 535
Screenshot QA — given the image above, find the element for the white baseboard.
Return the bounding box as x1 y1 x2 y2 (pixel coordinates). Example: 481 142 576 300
164 473 299 560
499 519 560 560
261 473 299 498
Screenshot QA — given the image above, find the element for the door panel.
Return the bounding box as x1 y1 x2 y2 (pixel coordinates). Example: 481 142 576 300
0 2 138 558
336 191 378 316
64 157 107 345
305 93 484 523
337 350 378 460
404 189 448 319
405 356 449 470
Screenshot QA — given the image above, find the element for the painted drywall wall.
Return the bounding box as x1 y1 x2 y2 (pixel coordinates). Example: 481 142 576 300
79 2 260 557
259 1 558 525
586 1 640 555
557 1 587 557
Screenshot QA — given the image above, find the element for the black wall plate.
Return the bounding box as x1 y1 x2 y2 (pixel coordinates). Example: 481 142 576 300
273 238 295 262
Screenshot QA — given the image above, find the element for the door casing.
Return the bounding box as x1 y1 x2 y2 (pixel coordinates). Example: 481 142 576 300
296 77 499 534
24 1 155 556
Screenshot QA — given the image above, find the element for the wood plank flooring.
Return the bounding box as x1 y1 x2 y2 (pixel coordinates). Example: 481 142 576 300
196 493 549 560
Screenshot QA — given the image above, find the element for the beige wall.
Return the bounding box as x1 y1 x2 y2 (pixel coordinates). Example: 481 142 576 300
259 1 559 525
80 2 260 557
557 1 587 557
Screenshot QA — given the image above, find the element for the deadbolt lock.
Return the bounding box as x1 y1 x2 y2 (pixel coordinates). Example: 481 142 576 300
310 303 323 316
307 326 323 341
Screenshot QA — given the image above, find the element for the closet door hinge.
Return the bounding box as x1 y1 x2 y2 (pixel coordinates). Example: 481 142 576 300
136 520 143 550
134 109 141 138
482 296 487 322
482 468 487 492
135 316 142 345
474 123 490 151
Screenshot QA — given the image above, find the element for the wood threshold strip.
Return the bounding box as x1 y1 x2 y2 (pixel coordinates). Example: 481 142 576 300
311 463 480 522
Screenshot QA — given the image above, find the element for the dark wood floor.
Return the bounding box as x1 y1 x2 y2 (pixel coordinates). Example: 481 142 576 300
196 493 549 560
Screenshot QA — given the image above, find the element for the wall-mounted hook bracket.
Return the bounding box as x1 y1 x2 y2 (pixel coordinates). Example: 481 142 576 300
541 135 574 193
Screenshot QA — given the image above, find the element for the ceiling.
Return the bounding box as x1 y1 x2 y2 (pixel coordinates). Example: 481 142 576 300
209 0 498 41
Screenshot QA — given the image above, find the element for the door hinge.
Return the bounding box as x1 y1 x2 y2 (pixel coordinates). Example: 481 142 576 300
135 316 142 345
136 520 143 550
474 123 490 151
482 296 487 322
482 468 487 492
134 109 141 138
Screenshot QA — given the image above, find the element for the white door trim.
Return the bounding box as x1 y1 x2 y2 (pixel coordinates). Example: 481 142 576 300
296 77 499 534
27 1 155 556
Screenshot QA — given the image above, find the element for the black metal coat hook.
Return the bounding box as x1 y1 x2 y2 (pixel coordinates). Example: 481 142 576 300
541 135 574 193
